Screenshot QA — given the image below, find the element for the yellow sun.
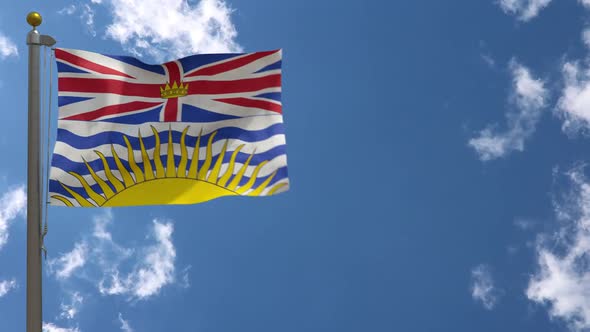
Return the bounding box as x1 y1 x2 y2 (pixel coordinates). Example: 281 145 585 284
52 126 287 207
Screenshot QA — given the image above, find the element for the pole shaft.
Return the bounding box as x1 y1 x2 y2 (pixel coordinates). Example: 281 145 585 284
26 28 42 332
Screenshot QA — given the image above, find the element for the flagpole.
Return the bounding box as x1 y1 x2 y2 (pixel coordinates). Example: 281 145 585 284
26 12 55 332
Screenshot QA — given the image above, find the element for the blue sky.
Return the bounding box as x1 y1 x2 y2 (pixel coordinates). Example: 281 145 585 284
2 0 590 331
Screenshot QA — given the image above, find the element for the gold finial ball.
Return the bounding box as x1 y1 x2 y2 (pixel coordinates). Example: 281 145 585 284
26 12 42 27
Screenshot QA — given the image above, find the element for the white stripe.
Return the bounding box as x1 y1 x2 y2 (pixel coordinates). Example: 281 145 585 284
210 50 281 80
53 134 287 164
249 97 282 105
58 94 163 119
58 48 166 82
57 71 164 84
56 116 284 137
182 52 253 76
184 69 281 82
182 50 281 78
183 86 281 100
97 105 162 121
51 168 125 186
246 96 281 106
190 98 275 117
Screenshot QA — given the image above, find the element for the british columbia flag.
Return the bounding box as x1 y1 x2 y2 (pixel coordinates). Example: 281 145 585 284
49 48 289 207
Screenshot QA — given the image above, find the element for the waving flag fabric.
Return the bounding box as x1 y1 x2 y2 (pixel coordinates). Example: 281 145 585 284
49 48 288 207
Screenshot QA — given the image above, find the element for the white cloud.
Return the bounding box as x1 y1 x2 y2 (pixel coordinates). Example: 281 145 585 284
498 0 553 21
43 322 80 332
49 211 133 282
553 4 590 134
471 264 500 310
81 4 97 37
469 61 547 161
555 60 590 133
52 211 179 300
134 221 175 297
481 54 496 68
59 292 83 320
0 279 17 297
98 271 127 296
118 313 134 332
58 4 97 36
91 211 134 270
180 265 191 289
507 245 519 254
582 29 590 49
514 217 536 230
527 168 590 331
99 220 176 299
48 242 88 280
93 210 113 241
58 5 77 15
0 33 18 59
0 186 26 251
76 0 242 60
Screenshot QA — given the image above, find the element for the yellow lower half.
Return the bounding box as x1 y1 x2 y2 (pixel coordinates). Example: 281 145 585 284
102 178 238 207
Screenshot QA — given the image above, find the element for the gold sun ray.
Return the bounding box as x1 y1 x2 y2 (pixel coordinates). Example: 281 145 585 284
268 182 289 195
138 130 154 181
227 150 255 191
111 144 135 188
187 128 202 179
236 160 268 194
249 170 278 196
151 126 165 178
59 182 96 207
67 171 106 205
198 131 217 180
123 136 145 183
52 194 74 207
218 144 244 187
207 139 228 183
166 127 176 178
177 127 189 177
94 150 125 192
82 157 115 199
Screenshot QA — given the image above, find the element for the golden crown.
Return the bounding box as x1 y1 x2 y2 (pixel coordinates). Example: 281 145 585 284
160 81 188 99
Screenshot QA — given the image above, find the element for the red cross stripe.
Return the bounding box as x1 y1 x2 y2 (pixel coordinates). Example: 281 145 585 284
162 61 183 122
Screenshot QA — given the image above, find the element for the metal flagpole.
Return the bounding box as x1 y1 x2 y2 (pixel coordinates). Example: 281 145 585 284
26 12 55 332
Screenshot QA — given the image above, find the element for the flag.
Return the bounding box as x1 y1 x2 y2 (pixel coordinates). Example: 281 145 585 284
49 48 289 207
